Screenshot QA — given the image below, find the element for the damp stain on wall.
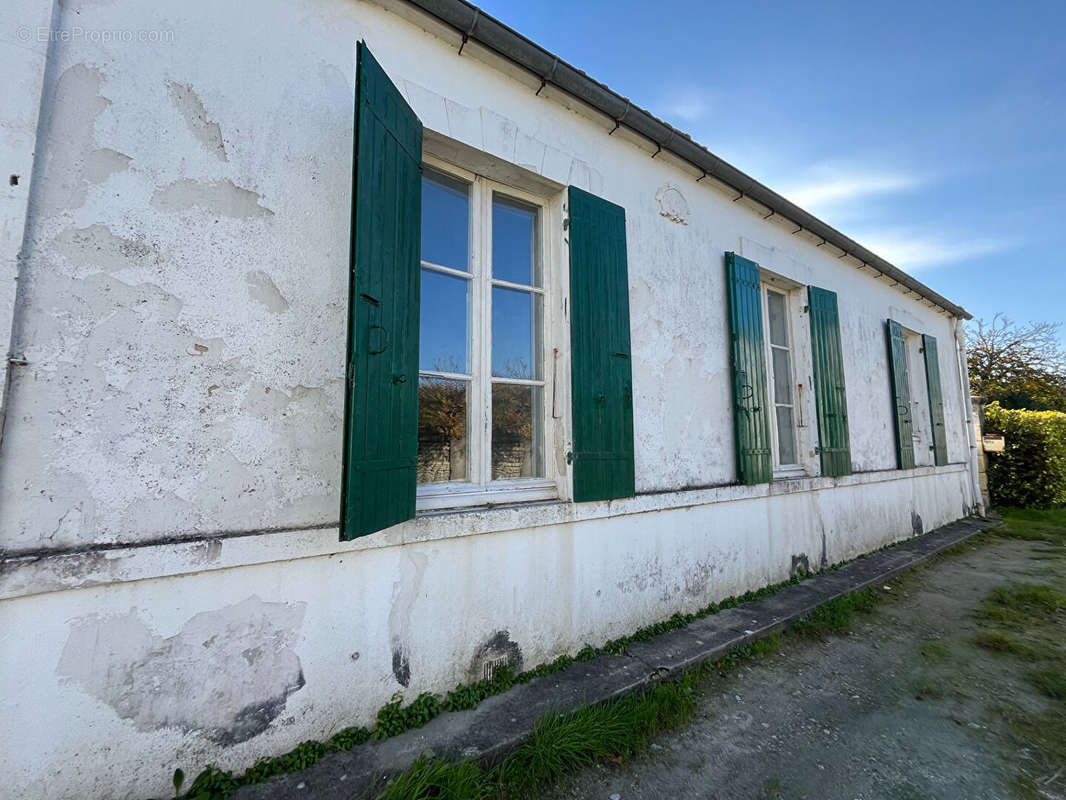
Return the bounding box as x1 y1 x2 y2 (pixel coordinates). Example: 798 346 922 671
56 595 306 744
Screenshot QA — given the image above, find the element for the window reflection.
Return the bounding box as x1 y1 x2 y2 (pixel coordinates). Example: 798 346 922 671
491 384 542 479
417 377 468 483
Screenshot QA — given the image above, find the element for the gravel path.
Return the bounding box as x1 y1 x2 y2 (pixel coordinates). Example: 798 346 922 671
541 532 1065 800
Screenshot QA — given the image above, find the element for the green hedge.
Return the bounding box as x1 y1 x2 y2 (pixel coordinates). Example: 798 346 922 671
984 402 1066 508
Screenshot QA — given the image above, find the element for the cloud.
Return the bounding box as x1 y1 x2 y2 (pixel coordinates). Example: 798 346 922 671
852 229 1014 270
778 168 923 213
658 88 712 123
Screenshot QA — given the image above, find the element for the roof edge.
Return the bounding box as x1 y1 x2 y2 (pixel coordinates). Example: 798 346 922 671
401 0 971 319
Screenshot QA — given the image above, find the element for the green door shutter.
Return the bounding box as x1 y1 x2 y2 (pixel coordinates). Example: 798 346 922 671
808 286 852 477
725 252 772 484
922 334 949 466
568 186 635 502
340 42 422 540
886 319 915 470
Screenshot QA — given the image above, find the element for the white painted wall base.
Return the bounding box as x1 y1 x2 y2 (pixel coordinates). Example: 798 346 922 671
1 466 971 800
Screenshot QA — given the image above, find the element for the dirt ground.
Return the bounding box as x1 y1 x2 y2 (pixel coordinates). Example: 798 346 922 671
541 522 1066 800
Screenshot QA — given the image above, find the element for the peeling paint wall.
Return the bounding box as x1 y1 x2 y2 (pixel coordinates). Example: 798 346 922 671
0 0 979 798
57 596 306 744
0 0 971 553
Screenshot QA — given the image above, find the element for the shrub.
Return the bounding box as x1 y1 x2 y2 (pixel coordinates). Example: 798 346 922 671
984 402 1066 508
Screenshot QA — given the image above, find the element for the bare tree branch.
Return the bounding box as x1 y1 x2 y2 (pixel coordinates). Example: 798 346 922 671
967 314 1066 411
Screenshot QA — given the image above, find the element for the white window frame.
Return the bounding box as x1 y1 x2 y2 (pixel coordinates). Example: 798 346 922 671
760 281 803 475
417 156 563 512
902 327 933 467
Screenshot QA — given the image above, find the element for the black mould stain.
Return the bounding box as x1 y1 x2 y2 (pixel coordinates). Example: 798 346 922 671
790 553 811 579
469 630 523 684
912 511 924 537
214 670 306 745
392 647 411 688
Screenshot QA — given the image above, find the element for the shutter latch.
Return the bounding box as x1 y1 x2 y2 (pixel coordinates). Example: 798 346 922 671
566 451 575 464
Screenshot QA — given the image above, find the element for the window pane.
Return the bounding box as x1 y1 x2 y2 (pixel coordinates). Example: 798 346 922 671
776 406 797 465
492 384 542 479
419 268 469 374
767 290 788 347
492 194 538 286
418 377 468 483
492 286 541 379
771 347 793 405
421 170 469 271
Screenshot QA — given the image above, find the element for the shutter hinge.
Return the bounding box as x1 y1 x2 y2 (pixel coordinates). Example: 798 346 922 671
802 305 810 313
566 450 574 464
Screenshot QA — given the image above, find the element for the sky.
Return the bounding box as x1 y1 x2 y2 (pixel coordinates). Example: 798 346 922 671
472 0 1066 340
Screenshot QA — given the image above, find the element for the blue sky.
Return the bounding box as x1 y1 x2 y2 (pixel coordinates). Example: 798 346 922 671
474 0 1065 339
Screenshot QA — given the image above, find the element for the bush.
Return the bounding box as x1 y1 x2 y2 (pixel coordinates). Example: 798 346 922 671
984 402 1066 508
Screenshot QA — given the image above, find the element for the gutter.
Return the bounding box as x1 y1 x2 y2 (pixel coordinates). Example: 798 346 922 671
953 318 985 515
403 0 971 320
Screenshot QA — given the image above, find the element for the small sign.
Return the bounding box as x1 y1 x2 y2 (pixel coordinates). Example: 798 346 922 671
983 434 1005 453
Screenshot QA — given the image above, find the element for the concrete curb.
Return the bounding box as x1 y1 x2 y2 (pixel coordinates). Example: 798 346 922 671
234 516 999 800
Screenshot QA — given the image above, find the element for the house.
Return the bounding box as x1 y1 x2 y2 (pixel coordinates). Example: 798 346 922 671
0 0 982 797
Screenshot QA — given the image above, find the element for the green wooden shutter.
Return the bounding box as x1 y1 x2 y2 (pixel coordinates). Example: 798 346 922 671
568 186 635 502
886 319 915 470
725 252 772 484
922 333 949 466
808 286 852 477
340 42 422 540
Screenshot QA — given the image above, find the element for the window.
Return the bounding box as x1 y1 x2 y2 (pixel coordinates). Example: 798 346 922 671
341 41 636 540
416 162 555 509
762 285 799 469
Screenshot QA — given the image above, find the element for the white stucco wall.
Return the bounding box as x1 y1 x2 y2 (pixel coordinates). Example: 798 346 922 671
0 0 979 797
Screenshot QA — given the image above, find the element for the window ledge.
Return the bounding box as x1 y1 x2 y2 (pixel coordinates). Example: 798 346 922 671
417 480 559 512
772 467 809 481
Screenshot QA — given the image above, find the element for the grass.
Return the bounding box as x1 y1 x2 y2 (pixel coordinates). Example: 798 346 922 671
978 582 1066 628
1028 668 1066 701
1004 705 1066 800
913 679 946 700
370 591 882 800
919 639 952 664
374 664 709 800
963 508 1066 800
788 587 882 637
973 630 1037 658
372 633 798 800
997 507 1066 546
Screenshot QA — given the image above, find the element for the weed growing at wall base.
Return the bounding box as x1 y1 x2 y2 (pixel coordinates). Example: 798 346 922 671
172 575 812 799
171 525 985 800
788 587 880 637
375 660 712 800
171 581 881 800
